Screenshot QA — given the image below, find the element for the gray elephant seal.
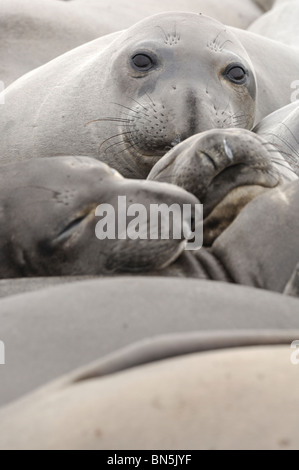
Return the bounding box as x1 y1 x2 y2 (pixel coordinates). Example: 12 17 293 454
149 98 299 243
177 178 299 294
0 12 284 178
0 156 198 278
0 276 298 407
0 13 260 178
148 128 292 244
254 101 299 176
1 344 299 450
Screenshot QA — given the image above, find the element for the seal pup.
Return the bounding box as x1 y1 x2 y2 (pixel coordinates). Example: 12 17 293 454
0 156 198 278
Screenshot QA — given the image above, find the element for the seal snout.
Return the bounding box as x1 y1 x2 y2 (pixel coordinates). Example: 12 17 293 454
149 128 281 244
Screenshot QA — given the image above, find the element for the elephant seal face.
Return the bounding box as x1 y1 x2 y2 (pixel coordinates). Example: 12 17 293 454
0 156 199 278
94 13 257 176
148 129 292 245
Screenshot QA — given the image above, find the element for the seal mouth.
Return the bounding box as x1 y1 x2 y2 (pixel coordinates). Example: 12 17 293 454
201 162 280 218
103 239 188 274
203 184 273 246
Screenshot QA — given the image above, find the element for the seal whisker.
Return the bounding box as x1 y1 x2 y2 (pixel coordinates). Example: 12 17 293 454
100 131 133 147
260 141 299 169
113 102 152 123
221 99 231 116
213 30 224 47
264 132 299 160
144 92 157 113
130 98 150 113
116 143 138 157
270 159 298 175
85 118 134 127
101 138 134 156
155 25 169 42
220 39 233 50
112 102 147 116
280 122 299 147
99 131 134 154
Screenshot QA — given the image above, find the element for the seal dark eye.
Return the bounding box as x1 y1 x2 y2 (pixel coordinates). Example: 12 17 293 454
131 53 155 71
225 64 247 85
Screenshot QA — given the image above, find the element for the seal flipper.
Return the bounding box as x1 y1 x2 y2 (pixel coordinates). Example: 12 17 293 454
284 263 299 298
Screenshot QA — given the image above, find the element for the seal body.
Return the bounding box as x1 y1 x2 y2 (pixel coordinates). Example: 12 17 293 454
0 277 298 407
200 178 299 293
0 282 297 450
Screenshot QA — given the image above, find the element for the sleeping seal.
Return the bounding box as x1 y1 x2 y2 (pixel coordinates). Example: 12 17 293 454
0 156 198 278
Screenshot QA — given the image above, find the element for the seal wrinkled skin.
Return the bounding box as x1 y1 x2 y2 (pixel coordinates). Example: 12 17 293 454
148 128 293 244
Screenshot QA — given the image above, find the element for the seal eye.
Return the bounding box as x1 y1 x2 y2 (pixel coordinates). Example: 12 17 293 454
131 54 155 71
225 64 247 85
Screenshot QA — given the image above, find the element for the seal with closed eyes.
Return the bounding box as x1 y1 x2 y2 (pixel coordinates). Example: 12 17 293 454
0 156 198 278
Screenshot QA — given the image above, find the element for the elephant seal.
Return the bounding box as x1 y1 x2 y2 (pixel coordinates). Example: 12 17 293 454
154 177 299 294
0 12 259 177
0 155 297 293
149 99 299 243
1 0 263 87
0 276 298 407
148 128 293 244
191 178 299 293
253 101 299 176
0 156 198 278
2 13 299 178
0 333 298 449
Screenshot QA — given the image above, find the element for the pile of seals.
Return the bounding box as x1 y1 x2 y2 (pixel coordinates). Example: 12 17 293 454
0 0 298 450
